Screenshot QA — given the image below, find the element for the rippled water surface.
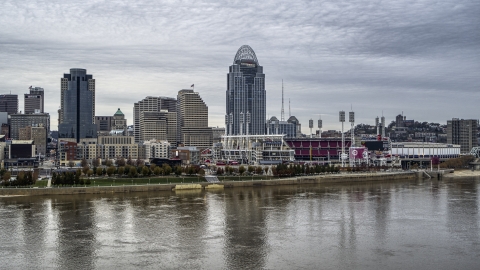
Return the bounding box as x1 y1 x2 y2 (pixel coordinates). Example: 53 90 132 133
1 178 480 269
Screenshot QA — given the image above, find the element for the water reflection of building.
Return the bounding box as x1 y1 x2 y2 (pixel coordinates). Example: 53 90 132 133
223 189 271 269
446 180 479 244
54 197 96 269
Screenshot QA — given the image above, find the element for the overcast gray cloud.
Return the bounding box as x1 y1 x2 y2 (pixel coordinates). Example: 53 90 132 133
0 0 479 132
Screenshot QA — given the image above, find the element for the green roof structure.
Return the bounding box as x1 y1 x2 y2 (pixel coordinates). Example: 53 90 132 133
114 108 124 116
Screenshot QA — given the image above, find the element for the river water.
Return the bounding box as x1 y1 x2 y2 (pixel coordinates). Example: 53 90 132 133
1 178 479 270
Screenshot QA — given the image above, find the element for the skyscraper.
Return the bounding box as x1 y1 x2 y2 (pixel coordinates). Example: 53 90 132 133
0 94 18 115
133 96 176 143
58 68 97 142
139 111 177 146
226 45 266 135
447 118 478 153
177 89 212 149
24 86 44 114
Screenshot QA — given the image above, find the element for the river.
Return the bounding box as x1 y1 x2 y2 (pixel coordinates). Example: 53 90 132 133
1 178 479 269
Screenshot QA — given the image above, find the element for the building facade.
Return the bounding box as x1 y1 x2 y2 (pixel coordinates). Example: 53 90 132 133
139 111 177 147
58 68 97 142
226 45 266 136
447 118 478 153
0 94 18 115
95 116 113 135
133 96 177 143
287 116 302 137
144 139 170 159
58 136 142 165
111 108 127 133
24 87 44 114
177 89 212 150
9 113 50 140
212 127 225 143
266 116 296 138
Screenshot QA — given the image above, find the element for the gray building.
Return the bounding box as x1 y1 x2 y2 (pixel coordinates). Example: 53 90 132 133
266 116 296 138
58 68 97 142
139 111 177 147
226 45 266 135
212 127 225 143
133 96 177 143
0 112 8 125
24 86 44 114
447 118 478 154
287 116 302 137
0 94 18 115
177 89 212 150
94 115 113 135
9 113 50 140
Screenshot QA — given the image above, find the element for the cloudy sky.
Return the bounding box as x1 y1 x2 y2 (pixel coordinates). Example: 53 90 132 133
1 0 479 133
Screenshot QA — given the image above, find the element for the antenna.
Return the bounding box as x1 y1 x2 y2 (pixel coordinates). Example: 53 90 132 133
289 99 291 118
281 80 285 121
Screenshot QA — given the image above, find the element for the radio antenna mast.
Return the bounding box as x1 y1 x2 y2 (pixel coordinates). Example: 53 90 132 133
281 79 285 121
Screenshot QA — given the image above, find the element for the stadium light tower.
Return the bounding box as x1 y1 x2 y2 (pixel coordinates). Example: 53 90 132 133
349 111 355 146
239 112 244 135
309 119 313 138
339 111 346 167
318 117 322 138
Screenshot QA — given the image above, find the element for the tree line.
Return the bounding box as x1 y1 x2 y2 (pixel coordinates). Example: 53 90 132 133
213 164 341 177
1 169 39 187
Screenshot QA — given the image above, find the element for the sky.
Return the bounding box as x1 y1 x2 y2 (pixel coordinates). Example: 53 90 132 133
0 0 479 133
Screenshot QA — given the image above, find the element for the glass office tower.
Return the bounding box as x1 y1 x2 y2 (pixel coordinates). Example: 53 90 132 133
226 45 266 135
58 68 97 142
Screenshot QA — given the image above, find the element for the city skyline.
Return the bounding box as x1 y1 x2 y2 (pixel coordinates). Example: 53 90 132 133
0 0 479 133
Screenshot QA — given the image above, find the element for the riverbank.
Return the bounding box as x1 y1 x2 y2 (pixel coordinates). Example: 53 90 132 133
443 169 480 178
0 171 417 197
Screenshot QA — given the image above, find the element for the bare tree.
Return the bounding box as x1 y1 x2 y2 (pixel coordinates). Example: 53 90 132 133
116 157 126 167
81 158 88 168
106 159 113 167
92 157 100 168
126 156 134 166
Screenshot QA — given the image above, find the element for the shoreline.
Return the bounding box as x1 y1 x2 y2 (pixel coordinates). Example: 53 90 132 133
442 169 480 178
0 171 418 197
2 170 478 197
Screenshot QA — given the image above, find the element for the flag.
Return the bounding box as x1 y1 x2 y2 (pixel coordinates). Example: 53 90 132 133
191 84 194 88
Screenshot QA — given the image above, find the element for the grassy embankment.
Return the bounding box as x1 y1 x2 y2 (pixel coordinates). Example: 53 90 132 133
33 175 275 188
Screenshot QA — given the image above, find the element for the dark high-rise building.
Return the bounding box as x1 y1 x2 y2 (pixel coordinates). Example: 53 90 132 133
447 118 478 154
58 68 96 142
226 45 266 135
0 94 18 115
24 86 44 114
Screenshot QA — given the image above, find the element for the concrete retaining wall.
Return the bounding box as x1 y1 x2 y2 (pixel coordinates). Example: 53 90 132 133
0 184 175 196
222 172 416 188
